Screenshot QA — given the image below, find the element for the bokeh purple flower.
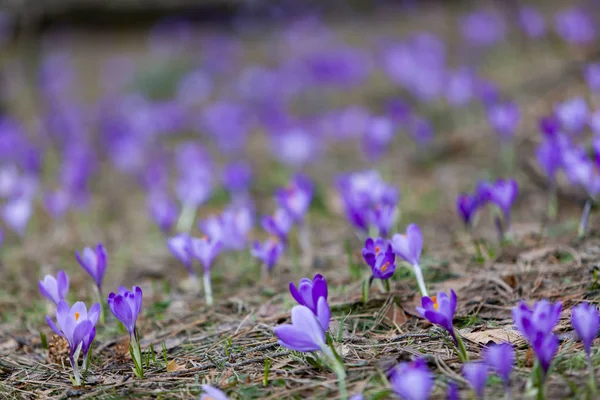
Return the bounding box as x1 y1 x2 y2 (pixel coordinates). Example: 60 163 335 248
461 10 506 47
276 174 313 224
39 270 69 305
571 302 599 358
261 208 293 243
388 359 434 400
75 244 107 293
554 97 589 134
251 237 284 272
463 362 488 399
487 101 520 140
519 7 546 38
200 385 229 400
483 342 515 387
554 7 596 45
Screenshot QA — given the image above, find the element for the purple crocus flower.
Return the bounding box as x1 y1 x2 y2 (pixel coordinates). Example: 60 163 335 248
289 274 328 317
147 194 177 232
167 233 193 276
571 302 599 358
276 174 313 224
200 385 229 400
416 290 458 343
368 202 397 237
362 238 396 280
392 223 428 296
39 270 69 304
456 193 479 228
584 63 600 93
391 223 423 266
46 300 99 385
222 161 252 198
362 237 389 266
251 237 284 272
512 300 562 375
539 115 561 138
487 101 520 140
554 97 589 134
107 286 145 377
202 206 253 251
361 116 395 162
484 342 515 387
388 359 434 400
554 8 596 45
519 7 546 38
107 286 143 337
75 244 107 293
274 299 330 351
445 66 475 107
463 362 488 399
190 236 222 272
488 179 519 228
536 139 562 184
261 208 293 242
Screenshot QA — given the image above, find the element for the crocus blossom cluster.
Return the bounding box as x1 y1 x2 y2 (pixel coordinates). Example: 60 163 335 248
337 170 399 237
512 300 561 382
456 178 518 241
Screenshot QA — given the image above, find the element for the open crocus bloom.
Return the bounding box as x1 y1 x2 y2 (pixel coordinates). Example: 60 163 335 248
391 223 423 266
46 301 99 357
416 290 457 343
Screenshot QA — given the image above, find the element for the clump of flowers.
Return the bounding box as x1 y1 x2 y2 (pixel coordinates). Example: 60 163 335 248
46 301 100 386
336 170 399 239
512 299 562 399
107 286 144 378
251 236 284 278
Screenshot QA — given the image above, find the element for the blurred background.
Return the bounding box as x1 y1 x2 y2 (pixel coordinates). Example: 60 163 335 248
0 0 598 296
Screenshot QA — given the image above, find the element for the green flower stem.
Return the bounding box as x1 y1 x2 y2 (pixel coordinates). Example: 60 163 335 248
175 203 196 233
547 185 557 221
471 236 484 263
319 343 348 400
454 331 469 363
95 286 105 324
578 199 592 238
383 279 391 293
70 343 83 387
588 354 597 397
130 335 144 378
203 271 213 306
412 263 428 297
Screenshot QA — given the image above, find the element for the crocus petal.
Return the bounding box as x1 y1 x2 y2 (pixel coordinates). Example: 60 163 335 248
200 384 229 400
112 295 134 333
88 303 101 325
316 296 331 331
46 315 64 337
274 324 322 352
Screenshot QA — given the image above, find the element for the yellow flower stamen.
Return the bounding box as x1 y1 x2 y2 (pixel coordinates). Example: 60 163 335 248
380 261 390 272
431 296 438 311
375 246 380 255
74 312 81 321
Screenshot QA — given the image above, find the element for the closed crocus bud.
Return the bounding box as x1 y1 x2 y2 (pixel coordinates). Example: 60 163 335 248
391 223 423 266
251 237 284 272
289 274 328 316
75 244 107 292
107 286 143 337
167 233 193 276
39 270 70 304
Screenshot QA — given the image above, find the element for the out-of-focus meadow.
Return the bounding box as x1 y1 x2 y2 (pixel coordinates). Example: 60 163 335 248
1 1 599 399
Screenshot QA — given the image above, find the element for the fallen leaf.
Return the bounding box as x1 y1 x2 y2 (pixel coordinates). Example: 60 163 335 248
461 328 525 346
167 359 183 372
385 304 409 326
